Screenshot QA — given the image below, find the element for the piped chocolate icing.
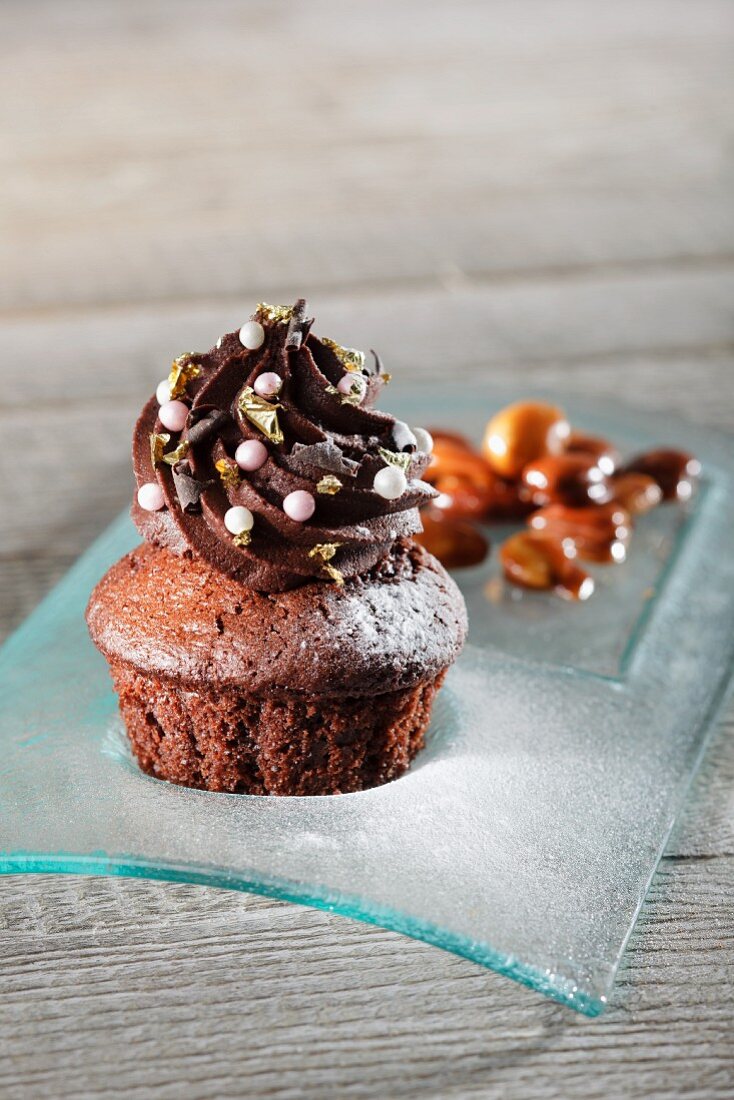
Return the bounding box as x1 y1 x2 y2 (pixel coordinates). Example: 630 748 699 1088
132 300 435 591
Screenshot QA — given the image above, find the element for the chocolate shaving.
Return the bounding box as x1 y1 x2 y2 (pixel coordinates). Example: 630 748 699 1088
186 405 230 447
172 461 212 513
289 441 360 478
285 298 313 351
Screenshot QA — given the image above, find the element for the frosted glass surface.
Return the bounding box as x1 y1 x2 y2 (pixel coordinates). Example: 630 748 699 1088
1 390 733 1016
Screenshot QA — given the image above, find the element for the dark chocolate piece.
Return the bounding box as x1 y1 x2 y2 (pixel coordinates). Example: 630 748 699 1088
369 349 384 376
289 440 360 477
285 298 314 351
186 406 230 447
172 461 213 513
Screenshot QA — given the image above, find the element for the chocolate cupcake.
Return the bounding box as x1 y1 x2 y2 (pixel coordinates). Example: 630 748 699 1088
87 300 467 794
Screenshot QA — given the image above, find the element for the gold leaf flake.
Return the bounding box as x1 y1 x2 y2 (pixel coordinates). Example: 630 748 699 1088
325 381 363 407
321 337 366 372
317 475 343 495
308 542 341 562
378 447 412 473
256 302 295 324
237 386 284 444
168 355 201 399
150 432 171 466
308 542 344 585
322 563 344 585
380 373 393 384
161 440 190 466
233 529 252 548
215 458 241 490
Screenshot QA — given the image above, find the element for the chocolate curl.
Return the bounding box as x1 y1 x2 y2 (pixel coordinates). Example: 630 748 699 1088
186 405 231 447
285 298 313 350
172 461 213 514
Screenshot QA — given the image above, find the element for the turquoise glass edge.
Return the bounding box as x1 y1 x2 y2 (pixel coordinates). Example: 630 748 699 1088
0 850 605 1017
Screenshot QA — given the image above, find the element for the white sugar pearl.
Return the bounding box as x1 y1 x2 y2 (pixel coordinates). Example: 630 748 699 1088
239 320 265 350
235 439 268 471
158 399 189 432
412 427 434 454
337 373 367 401
156 379 172 405
224 506 254 535
137 482 165 512
282 490 316 522
253 372 282 397
373 466 407 500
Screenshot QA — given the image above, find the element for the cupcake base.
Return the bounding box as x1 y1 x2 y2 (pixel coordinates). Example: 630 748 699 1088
87 539 466 797
111 664 445 795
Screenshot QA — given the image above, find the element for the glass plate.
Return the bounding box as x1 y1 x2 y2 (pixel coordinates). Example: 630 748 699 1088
1 386 733 1016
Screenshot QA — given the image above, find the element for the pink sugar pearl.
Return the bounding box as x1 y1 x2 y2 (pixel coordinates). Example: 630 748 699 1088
235 439 268 472
337 372 366 401
253 372 282 398
158 400 189 433
137 482 165 512
283 490 315 522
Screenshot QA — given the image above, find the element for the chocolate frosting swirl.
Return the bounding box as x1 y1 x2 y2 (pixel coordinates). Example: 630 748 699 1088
132 300 435 591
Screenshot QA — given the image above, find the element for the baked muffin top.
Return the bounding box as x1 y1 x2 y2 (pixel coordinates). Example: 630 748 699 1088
87 540 467 697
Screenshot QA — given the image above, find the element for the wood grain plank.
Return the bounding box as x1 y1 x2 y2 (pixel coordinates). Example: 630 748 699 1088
0 0 732 312
0 857 732 1099
4 269 734 411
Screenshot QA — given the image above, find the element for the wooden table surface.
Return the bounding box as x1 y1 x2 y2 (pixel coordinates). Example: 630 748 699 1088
1 2 733 1096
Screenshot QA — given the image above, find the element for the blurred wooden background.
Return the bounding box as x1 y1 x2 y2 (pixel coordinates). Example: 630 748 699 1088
1 1 733 1096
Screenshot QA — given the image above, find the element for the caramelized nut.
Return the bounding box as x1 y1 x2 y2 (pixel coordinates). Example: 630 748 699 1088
431 473 498 519
529 503 631 563
521 453 613 507
565 431 620 476
623 449 701 502
611 472 662 515
500 530 594 601
415 509 490 569
483 401 570 480
425 431 497 519
485 476 536 521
